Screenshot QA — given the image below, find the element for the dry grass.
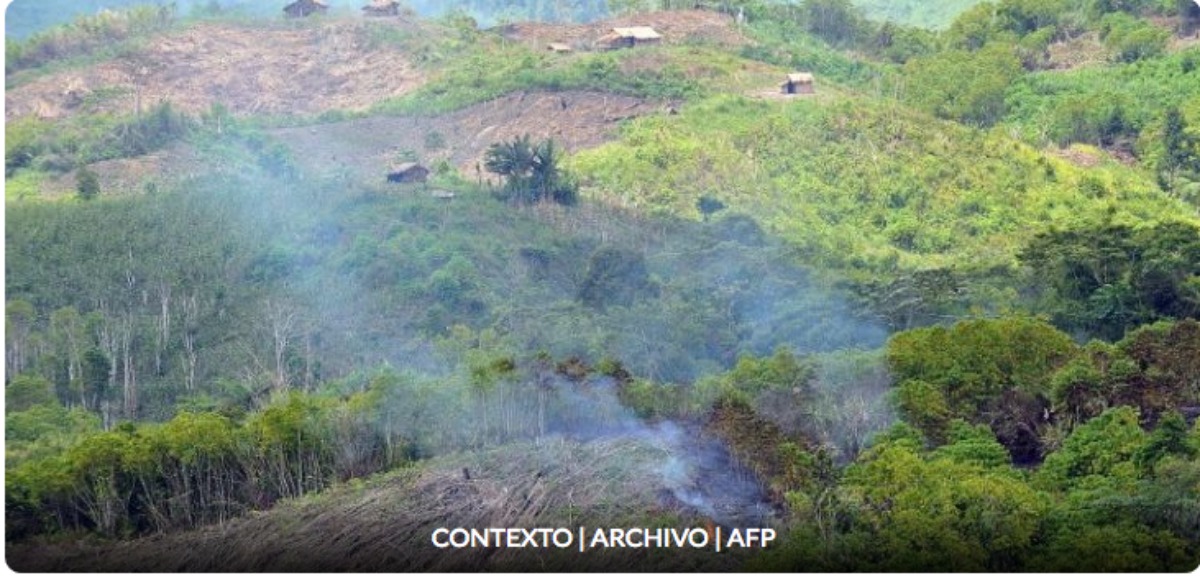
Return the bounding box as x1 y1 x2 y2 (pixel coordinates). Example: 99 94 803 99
6 21 425 121
1045 32 1109 71
7 437 748 572
6 10 744 123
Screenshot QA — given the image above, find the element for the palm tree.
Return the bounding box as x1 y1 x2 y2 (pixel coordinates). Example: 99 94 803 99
484 134 577 205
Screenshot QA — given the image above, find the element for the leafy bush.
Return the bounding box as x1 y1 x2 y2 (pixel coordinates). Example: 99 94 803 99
1099 12 1170 62
4 101 193 176
903 42 1024 126
75 166 100 200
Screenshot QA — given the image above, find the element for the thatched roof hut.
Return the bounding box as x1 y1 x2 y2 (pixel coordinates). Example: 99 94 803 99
362 0 400 17
284 0 328 18
781 72 814 95
387 162 429 183
598 26 662 49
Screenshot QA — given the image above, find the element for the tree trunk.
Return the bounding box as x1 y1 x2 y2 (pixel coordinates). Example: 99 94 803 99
121 314 138 419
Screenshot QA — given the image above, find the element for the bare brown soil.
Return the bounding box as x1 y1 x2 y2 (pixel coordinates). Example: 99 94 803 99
7 10 746 123
271 89 671 181
6 439 746 572
1049 144 1137 168
1051 146 1103 168
36 87 660 196
498 9 749 52
1146 15 1200 52
5 20 426 121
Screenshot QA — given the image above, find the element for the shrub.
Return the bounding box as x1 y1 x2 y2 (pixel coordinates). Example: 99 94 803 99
75 166 100 200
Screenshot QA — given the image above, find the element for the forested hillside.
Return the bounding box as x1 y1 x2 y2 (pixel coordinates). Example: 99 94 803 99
6 0 1200 572
851 0 986 28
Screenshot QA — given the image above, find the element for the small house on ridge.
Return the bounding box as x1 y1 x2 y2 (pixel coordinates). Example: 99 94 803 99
387 162 429 184
362 0 400 16
598 26 662 49
284 0 328 18
781 73 814 95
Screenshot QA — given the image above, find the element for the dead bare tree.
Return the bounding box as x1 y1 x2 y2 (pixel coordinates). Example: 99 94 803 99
181 293 200 391
262 299 301 393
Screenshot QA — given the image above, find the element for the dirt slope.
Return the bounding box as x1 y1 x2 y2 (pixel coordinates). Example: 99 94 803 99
32 89 664 198
5 20 425 121
35 142 202 199
6 9 745 123
7 438 756 572
272 89 671 181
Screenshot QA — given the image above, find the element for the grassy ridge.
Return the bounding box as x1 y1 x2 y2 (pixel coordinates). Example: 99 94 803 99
570 93 1191 277
1002 47 1200 152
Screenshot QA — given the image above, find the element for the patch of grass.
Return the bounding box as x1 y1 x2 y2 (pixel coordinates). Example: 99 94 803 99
4 170 50 201
373 42 711 116
1003 47 1200 148
4 101 193 174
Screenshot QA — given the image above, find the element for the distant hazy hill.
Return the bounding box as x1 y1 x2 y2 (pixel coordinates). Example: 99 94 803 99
852 0 985 29
4 0 979 42
3 0 609 39
4 0 362 39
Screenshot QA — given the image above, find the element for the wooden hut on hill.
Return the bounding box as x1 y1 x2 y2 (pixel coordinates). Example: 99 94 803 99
362 0 400 17
387 162 429 184
284 0 328 18
781 72 814 95
598 26 662 49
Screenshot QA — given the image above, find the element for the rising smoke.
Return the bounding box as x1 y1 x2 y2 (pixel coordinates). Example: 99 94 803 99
6 0 898 530
543 375 771 527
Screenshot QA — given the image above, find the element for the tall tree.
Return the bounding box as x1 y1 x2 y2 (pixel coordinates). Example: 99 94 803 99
1159 106 1199 190
6 300 38 378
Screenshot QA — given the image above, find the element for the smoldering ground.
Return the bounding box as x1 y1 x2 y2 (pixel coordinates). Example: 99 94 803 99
530 374 775 527
8 368 779 572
